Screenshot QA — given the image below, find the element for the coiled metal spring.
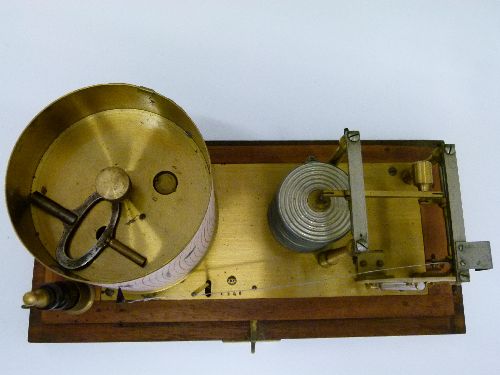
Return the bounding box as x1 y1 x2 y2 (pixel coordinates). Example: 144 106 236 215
268 161 351 252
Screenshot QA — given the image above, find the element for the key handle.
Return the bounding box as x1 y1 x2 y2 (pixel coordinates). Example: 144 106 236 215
55 192 120 270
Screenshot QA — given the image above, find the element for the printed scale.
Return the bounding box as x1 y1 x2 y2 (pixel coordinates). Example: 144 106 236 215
6 84 493 351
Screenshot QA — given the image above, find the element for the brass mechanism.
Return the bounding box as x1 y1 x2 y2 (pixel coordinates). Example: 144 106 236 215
6 84 214 292
22 281 95 315
23 289 51 309
6 82 493 339
318 246 349 267
402 160 434 192
321 189 443 199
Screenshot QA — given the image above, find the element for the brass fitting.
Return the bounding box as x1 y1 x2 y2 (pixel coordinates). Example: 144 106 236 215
23 289 51 309
318 246 348 267
22 282 95 315
403 161 433 192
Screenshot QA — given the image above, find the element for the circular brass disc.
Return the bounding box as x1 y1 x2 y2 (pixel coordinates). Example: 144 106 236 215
95 166 131 201
30 109 211 284
6 84 214 288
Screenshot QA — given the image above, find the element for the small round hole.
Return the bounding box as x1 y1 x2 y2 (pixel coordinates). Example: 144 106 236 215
227 276 237 285
153 171 178 195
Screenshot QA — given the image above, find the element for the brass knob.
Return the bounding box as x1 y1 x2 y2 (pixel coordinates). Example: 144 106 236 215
95 166 131 201
22 289 50 308
402 160 433 192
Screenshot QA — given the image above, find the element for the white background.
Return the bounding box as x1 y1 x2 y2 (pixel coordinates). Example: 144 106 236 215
1 1 499 374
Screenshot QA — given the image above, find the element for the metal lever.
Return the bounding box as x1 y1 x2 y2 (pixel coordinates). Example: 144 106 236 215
321 190 445 199
330 129 369 254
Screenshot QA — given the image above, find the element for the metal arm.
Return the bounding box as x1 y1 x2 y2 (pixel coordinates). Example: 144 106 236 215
330 129 369 253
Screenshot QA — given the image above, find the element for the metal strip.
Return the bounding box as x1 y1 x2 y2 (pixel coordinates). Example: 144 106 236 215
441 144 469 282
344 129 369 253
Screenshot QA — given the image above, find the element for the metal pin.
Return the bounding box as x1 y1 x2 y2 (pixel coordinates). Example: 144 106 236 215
107 239 147 267
250 320 258 354
30 191 77 225
191 281 210 297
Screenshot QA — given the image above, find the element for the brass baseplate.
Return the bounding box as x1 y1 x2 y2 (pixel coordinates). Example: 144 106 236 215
104 161 432 301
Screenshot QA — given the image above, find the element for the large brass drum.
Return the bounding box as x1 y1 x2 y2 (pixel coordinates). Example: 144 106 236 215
6 84 216 292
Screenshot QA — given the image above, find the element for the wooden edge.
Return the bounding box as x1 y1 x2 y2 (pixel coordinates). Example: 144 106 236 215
28 316 459 343
28 271 466 343
42 292 455 324
451 285 466 334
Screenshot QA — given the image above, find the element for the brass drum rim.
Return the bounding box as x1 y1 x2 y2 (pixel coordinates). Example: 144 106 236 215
6 84 214 288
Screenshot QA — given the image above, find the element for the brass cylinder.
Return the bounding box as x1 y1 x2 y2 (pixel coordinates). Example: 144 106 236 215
23 289 51 308
413 161 433 192
22 281 95 315
108 239 147 267
6 84 217 293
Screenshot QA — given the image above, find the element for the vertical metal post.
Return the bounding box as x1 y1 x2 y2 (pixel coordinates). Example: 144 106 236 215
250 320 258 353
331 129 369 253
441 144 469 282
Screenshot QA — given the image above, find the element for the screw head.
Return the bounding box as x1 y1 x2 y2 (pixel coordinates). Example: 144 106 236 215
459 271 470 281
347 131 360 142
444 144 456 155
388 167 397 176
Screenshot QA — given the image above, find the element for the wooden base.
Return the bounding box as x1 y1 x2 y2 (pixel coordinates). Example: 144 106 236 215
27 140 465 343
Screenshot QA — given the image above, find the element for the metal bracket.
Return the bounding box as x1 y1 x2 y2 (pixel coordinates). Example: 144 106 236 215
331 129 369 253
456 241 493 273
439 144 493 282
439 144 468 282
356 250 387 280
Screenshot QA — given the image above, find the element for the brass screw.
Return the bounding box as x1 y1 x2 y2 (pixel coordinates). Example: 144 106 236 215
227 275 237 285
